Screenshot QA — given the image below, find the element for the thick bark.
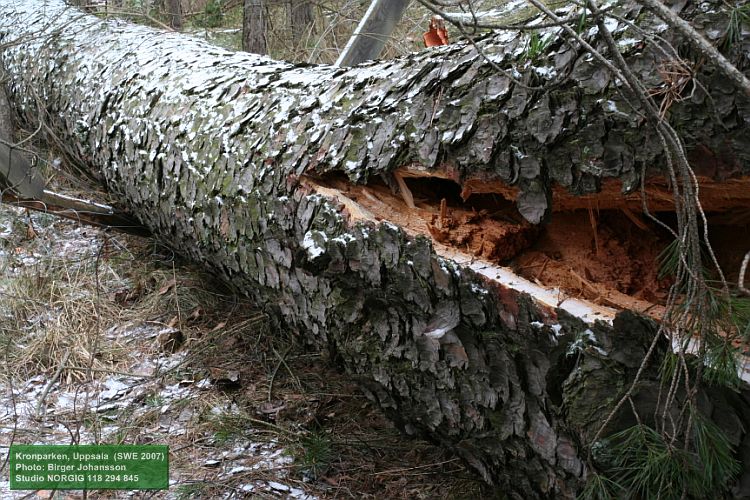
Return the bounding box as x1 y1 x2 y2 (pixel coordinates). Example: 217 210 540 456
1 1 750 497
242 0 267 54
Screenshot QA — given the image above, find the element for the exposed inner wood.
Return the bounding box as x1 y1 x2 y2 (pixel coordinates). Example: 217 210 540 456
302 170 749 321
306 172 541 262
396 164 750 213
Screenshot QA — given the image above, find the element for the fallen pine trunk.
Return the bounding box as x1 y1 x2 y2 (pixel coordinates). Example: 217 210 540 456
1 0 750 496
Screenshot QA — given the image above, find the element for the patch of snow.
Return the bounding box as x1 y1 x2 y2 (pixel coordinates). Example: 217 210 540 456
331 233 356 245
196 378 212 389
532 66 557 78
617 37 641 49
224 465 252 476
268 481 291 492
302 230 327 259
99 377 130 401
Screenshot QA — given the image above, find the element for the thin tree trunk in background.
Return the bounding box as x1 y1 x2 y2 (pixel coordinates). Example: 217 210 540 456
166 0 182 30
2 1 750 497
243 0 267 54
0 78 44 199
289 0 313 44
335 0 411 67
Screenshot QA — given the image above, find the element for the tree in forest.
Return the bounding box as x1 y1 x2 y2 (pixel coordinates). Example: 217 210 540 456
289 0 313 45
243 0 267 54
1 0 750 498
166 0 182 30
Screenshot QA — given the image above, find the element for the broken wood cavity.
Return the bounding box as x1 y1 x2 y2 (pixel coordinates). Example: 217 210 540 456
302 165 750 319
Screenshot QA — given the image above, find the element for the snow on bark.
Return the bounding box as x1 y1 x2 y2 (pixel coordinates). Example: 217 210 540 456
1 0 749 497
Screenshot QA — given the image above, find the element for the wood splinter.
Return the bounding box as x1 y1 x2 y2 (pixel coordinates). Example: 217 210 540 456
439 197 447 229
740 250 750 297
393 170 415 209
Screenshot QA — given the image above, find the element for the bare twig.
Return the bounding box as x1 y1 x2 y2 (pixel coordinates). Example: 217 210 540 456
633 0 750 96
36 349 71 418
740 250 750 296
268 346 292 401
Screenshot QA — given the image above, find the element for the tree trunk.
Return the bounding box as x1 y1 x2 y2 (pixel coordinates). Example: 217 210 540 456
288 0 313 45
335 0 411 67
243 0 267 54
166 0 182 31
1 0 750 497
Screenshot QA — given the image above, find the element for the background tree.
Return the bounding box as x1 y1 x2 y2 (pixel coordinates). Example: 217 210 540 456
166 0 183 30
288 0 314 45
243 0 268 54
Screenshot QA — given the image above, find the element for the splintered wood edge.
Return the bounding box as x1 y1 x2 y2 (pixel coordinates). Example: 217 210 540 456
300 174 620 324
302 174 750 383
394 165 750 213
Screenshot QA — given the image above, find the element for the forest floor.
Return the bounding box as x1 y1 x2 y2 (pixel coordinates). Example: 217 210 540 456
0 202 493 499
